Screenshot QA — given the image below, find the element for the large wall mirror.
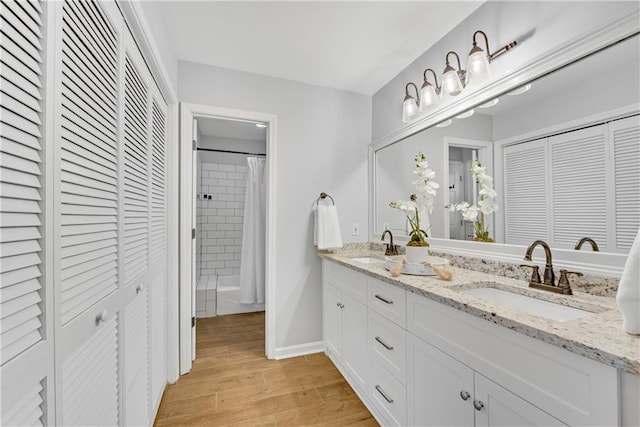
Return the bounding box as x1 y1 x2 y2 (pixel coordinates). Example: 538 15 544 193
373 33 639 256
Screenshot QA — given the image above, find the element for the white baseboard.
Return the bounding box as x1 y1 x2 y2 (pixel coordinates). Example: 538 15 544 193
272 341 324 360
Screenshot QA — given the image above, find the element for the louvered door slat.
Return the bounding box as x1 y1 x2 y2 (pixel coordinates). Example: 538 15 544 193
0 0 44 369
612 116 640 250
123 55 149 284
62 314 119 426
1 382 43 427
550 126 608 248
2 78 42 112
2 0 42 39
59 0 118 325
0 21 42 73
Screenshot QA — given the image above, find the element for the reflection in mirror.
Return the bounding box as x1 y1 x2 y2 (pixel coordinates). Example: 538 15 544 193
374 34 640 254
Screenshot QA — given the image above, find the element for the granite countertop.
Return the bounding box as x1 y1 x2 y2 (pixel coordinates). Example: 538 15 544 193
318 244 640 376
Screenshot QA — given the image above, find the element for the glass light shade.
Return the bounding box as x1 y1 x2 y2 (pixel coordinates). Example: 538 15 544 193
478 98 499 108
435 119 452 128
419 84 439 112
442 69 464 96
466 50 491 86
402 97 419 123
507 83 532 96
455 109 475 119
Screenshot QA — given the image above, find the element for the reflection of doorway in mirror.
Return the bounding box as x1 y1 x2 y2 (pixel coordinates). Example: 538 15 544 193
448 161 465 239
448 146 481 240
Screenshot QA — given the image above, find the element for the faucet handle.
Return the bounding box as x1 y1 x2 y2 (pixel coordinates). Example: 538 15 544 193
557 269 582 295
520 264 541 285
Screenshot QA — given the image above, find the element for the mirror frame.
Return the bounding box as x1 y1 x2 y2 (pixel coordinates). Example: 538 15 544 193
368 11 639 277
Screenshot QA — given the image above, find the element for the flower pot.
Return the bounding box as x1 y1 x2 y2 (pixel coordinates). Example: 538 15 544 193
405 245 429 263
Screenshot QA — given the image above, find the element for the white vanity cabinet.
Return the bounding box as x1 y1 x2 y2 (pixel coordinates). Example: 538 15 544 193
322 261 369 394
408 333 565 427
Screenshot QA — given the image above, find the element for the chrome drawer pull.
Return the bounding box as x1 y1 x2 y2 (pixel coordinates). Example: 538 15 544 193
375 336 394 351
474 400 484 411
375 385 394 404
460 390 471 401
374 294 393 304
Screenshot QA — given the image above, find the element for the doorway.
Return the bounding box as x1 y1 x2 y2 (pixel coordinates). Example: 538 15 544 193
179 103 277 375
443 138 493 241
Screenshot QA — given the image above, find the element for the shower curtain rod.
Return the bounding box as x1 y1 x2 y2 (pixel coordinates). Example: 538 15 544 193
197 147 266 157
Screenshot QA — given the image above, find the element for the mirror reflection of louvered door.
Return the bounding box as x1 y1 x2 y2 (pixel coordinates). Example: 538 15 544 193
0 0 54 424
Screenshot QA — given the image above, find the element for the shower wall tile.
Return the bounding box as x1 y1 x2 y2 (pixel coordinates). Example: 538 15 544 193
198 162 247 277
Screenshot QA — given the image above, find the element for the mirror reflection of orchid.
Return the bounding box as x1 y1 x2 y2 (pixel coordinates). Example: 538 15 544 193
389 153 440 247
447 159 498 242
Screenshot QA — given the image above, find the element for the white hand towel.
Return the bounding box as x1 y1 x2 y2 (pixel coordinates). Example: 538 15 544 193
315 205 343 250
617 228 640 334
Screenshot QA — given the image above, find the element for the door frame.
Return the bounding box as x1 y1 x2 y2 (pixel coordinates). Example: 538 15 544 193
178 103 278 374
442 137 493 240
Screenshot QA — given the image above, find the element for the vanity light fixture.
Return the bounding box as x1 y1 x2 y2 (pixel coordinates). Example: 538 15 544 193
442 51 466 97
466 30 518 86
402 82 420 123
419 68 441 112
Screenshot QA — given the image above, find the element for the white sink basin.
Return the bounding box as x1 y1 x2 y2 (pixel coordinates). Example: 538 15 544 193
462 287 593 322
349 256 384 264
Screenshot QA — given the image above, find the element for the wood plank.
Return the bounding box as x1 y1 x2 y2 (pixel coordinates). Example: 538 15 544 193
154 312 377 426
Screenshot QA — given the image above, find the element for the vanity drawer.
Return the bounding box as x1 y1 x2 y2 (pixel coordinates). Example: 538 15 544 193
369 310 406 384
323 260 367 300
368 278 406 327
369 358 407 427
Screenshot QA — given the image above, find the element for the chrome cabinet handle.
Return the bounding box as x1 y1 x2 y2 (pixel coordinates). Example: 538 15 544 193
374 294 393 304
336 302 344 309
460 390 471 401
375 385 394 404
473 400 484 411
374 336 394 351
136 284 143 294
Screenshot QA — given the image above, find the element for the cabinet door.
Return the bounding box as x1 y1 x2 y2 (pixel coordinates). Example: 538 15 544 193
342 293 368 392
324 283 343 359
474 373 566 427
407 334 474 427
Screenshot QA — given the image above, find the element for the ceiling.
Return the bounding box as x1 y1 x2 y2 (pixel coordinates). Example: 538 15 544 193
156 1 484 95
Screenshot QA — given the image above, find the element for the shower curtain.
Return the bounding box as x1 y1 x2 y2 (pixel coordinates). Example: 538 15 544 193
239 157 266 304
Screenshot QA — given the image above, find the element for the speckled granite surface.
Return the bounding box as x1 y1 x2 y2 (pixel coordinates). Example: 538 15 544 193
318 243 639 376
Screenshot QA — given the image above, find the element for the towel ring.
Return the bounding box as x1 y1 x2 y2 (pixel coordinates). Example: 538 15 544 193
316 192 335 206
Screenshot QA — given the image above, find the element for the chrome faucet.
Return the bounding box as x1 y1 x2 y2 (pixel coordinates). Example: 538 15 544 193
524 240 555 286
574 237 599 252
381 230 400 256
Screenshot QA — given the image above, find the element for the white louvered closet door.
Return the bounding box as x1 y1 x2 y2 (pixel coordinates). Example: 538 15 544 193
549 125 608 250
149 93 168 410
0 0 53 424
610 115 640 251
503 139 550 245
122 34 152 426
54 1 124 425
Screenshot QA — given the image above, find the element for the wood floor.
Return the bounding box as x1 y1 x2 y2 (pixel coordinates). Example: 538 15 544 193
154 312 377 426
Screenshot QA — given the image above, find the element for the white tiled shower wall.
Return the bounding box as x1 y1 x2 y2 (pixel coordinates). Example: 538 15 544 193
198 162 247 277
196 156 203 283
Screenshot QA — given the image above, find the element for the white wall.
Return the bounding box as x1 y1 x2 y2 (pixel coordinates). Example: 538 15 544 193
372 1 640 141
135 1 179 97
179 61 371 350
